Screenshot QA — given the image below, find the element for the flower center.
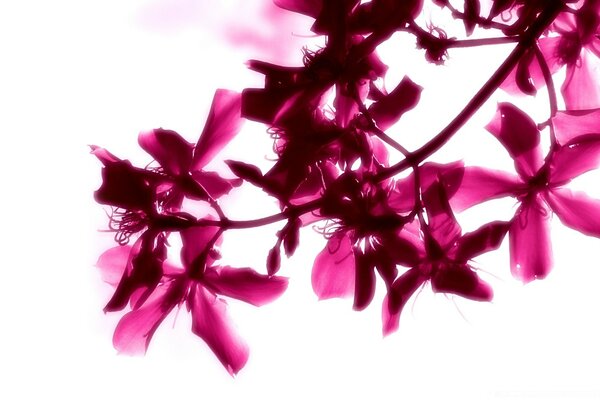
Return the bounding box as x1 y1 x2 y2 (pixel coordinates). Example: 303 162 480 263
107 208 148 245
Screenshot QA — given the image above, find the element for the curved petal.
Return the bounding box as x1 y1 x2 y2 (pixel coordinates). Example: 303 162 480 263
561 50 600 110
104 234 164 312
138 128 193 176
353 249 376 311
448 166 522 212
431 264 493 301
273 0 322 17
94 160 155 211
500 37 563 95
90 145 120 165
311 233 355 300
485 103 544 178
112 279 185 355
553 108 600 144
549 134 600 183
389 161 465 214
388 174 416 214
192 90 243 170
180 224 221 271
368 76 423 131
422 179 462 249
378 231 422 267
509 196 553 283
453 221 511 262
189 285 249 376
190 171 242 199
546 188 600 238
203 266 288 306
382 268 426 336
96 245 133 286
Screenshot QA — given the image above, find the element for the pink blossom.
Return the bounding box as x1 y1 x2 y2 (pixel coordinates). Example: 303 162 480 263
450 103 600 282
97 224 288 375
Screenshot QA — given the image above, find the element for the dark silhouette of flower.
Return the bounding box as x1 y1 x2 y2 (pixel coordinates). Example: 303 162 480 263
382 180 509 335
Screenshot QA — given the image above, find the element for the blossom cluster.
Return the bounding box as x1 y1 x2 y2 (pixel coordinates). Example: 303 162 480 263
92 0 600 375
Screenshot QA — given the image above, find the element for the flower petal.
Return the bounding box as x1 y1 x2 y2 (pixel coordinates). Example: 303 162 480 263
448 166 522 212
311 233 355 300
96 246 133 286
104 233 165 312
454 221 511 262
500 37 563 95
90 145 120 165
509 196 553 283
546 188 600 238
549 134 600 183
561 49 600 110
180 225 221 271
368 76 422 131
485 103 544 178
112 279 185 355
189 285 249 376
353 249 376 311
382 268 426 336
422 179 462 249
553 108 600 144
190 171 242 199
138 128 193 176
273 0 322 17
94 160 155 211
192 90 243 170
431 264 493 301
203 266 288 307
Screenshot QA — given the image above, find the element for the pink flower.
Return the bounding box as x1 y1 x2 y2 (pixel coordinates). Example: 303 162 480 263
97 224 288 376
449 103 600 282
382 179 509 335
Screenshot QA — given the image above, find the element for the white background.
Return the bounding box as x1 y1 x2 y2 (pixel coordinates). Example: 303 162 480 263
1 1 599 399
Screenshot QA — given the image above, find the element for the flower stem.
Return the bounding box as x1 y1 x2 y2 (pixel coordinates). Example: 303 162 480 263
191 2 564 232
378 3 565 181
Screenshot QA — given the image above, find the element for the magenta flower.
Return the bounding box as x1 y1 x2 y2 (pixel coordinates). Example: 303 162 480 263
97 224 288 375
382 180 509 335
449 103 600 282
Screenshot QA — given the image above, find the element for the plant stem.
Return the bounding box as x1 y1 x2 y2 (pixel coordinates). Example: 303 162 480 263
447 36 519 48
378 3 564 181
191 2 564 231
